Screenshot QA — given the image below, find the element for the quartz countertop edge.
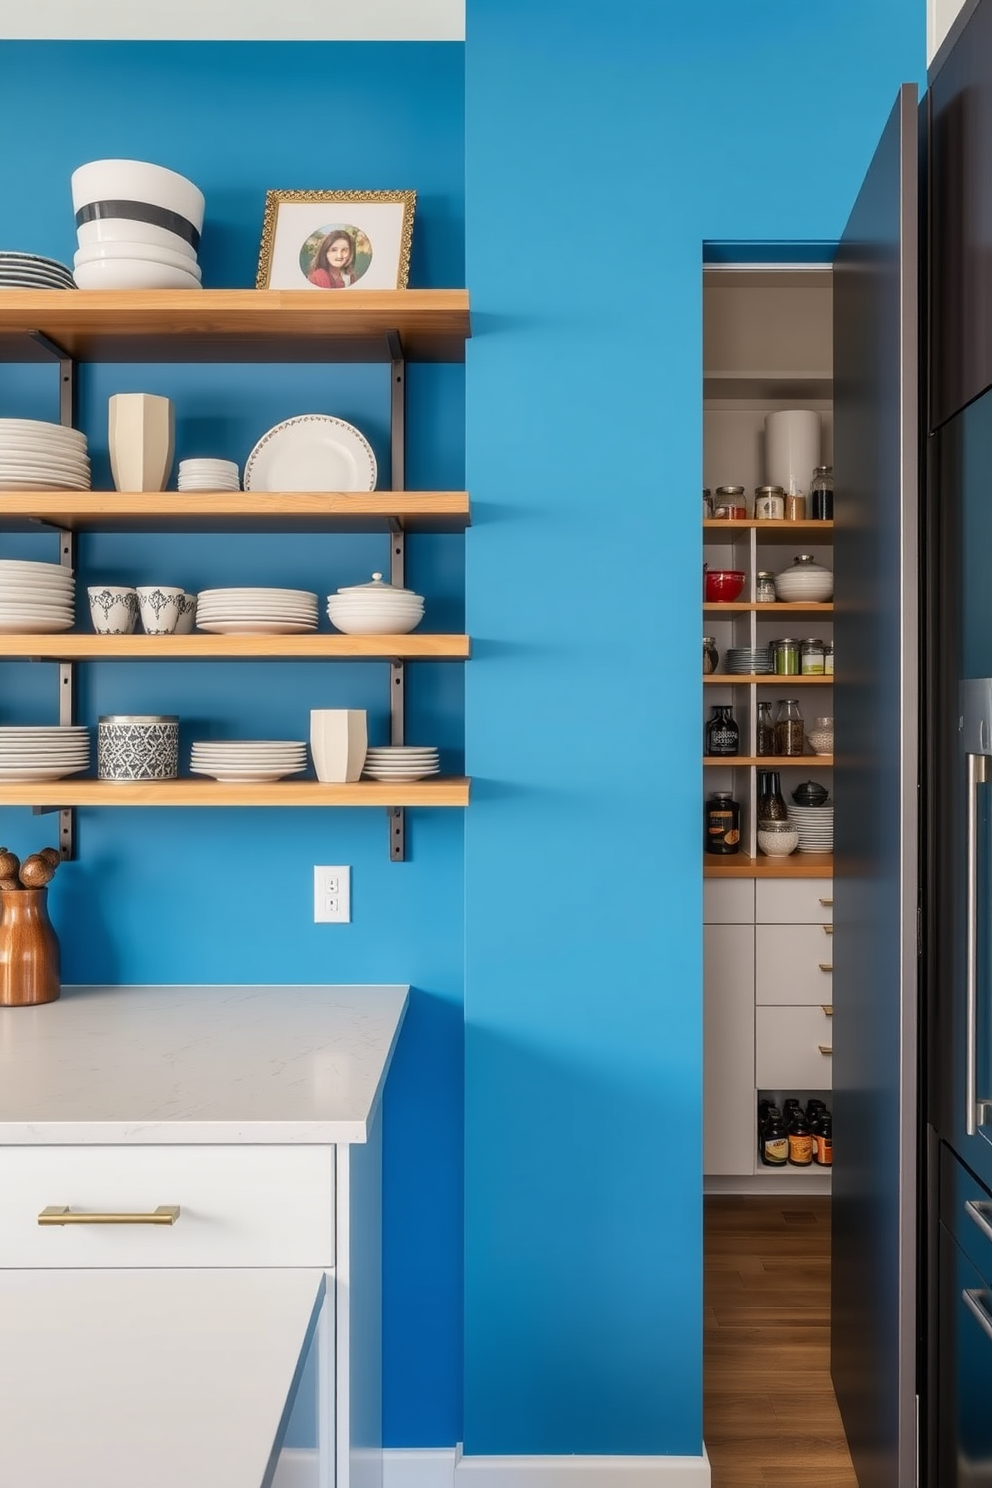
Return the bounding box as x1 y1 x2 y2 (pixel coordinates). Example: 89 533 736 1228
0 983 409 1146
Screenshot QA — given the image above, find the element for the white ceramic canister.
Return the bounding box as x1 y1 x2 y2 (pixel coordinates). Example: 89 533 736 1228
764 410 821 497
98 715 179 781
108 393 175 493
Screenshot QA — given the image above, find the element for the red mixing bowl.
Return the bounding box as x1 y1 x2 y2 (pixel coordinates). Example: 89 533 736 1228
704 569 746 603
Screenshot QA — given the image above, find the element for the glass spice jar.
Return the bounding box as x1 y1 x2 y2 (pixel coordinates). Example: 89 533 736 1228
774 637 800 675
810 465 834 520
756 700 776 756
703 636 719 675
713 484 746 520
801 638 825 675
754 485 785 520
774 698 806 757
785 493 807 521
824 640 834 675
756 570 776 604
703 488 714 519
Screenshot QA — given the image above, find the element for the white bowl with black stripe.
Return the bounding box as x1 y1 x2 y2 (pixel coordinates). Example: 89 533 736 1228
71 158 204 264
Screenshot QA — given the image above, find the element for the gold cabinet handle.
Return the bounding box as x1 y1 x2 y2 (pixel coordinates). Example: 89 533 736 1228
819 898 834 907
819 1045 833 1056
822 1004 834 1015
38 1205 180 1226
823 924 834 935
819 962 833 972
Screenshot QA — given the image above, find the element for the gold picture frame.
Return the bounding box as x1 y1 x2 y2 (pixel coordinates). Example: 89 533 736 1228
255 190 416 291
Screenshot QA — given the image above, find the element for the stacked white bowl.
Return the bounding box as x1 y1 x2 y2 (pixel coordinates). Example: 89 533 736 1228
178 459 240 492
71 159 205 291
363 745 440 783
327 573 425 635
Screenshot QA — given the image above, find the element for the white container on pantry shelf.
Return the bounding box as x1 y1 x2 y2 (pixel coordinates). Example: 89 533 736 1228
764 409 821 497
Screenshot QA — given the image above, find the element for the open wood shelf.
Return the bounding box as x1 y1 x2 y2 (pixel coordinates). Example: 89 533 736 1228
0 491 471 534
703 756 833 767
704 602 834 613
0 777 471 808
704 674 833 685
704 519 833 542
0 634 470 660
704 851 833 879
0 289 470 364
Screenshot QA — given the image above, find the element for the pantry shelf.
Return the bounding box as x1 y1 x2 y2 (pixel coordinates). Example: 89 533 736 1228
703 756 834 767
703 602 834 613
704 852 834 879
0 491 471 534
704 674 834 685
0 778 471 809
704 519 833 542
0 635 471 661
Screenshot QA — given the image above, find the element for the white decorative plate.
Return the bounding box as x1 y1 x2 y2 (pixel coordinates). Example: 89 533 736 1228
244 415 376 493
0 765 89 780
195 621 317 635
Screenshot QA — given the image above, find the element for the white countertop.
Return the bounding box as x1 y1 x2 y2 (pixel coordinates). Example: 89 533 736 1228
0 984 408 1145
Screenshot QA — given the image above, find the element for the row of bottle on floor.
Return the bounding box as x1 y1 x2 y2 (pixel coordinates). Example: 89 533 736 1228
759 1097 832 1167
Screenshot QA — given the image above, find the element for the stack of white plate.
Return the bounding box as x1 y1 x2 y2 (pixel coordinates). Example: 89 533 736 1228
362 745 439 783
178 459 240 491
190 740 308 783
71 159 205 291
195 587 318 635
0 558 75 634
0 252 75 290
327 573 424 636
0 725 89 782
786 803 834 854
725 646 772 675
0 419 90 492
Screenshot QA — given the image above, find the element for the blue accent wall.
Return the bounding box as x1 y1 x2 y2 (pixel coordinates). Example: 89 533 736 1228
463 0 924 1458
0 39 464 1449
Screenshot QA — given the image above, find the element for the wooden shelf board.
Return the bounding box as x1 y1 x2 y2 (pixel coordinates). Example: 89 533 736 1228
705 852 833 879
704 602 834 613
704 520 833 544
703 756 833 767
703 674 833 685
704 371 832 400
0 491 471 534
0 777 471 808
0 289 470 364
0 634 470 660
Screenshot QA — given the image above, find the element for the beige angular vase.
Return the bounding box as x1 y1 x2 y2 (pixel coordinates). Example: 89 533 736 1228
310 710 368 783
108 393 175 492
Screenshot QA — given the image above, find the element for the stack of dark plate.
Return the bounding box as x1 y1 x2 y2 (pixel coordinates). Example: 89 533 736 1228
724 646 773 674
0 252 75 290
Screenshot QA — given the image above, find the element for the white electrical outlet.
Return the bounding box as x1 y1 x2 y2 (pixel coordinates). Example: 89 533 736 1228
313 866 351 924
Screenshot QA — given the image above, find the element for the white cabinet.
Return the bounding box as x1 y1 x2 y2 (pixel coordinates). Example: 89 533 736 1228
704 923 755 1176
704 879 754 924
755 924 833 1005
755 878 833 925
755 1005 834 1089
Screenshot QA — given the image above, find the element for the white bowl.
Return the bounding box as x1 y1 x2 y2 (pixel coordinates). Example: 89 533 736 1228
71 159 205 230
774 572 834 602
328 614 422 636
72 258 202 291
74 241 202 279
75 218 197 259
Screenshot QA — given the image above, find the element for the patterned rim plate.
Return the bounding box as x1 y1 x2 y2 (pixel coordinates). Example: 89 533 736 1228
244 415 376 493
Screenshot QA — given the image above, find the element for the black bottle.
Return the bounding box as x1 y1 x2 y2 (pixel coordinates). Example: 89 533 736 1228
758 1104 781 1165
762 1113 788 1167
757 769 788 822
806 1098 827 1123
783 1098 802 1124
705 705 740 757
787 1109 814 1166
813 1111 833 1167
705 792 741 855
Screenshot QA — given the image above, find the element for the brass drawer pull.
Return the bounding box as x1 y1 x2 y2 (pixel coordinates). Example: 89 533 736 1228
823 925 834 935
38 1205 180 1226
819 898 834 907
819 962 833 973
819 1045 833 1056
822 1004 834 1016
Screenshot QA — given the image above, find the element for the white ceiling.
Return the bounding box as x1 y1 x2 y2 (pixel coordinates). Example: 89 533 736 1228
0 0 465 40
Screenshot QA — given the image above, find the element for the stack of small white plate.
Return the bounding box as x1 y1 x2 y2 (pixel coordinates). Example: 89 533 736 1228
0 725 90 782
0 252 75 290
195 587 318 635
190 740 308 783
786 803 834 854
362 745 440 783
0 558 75 634
327 573 424 636
178 459 240 491
0 419 90 492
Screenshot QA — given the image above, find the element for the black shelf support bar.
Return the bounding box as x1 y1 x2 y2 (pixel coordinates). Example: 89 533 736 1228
387 331 407 862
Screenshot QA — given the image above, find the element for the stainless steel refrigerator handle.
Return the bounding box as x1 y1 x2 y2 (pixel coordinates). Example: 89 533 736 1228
966 752 987 1138
962 1288 992 1345
965 1199 992 1245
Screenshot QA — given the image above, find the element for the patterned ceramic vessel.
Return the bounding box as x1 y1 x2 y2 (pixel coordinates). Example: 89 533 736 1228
98 715 179 781
87 585 138 635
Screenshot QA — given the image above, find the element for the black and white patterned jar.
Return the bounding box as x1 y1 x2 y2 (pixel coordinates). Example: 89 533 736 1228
98 715 179 781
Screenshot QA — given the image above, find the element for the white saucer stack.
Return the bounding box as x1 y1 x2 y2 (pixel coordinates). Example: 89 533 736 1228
0 558 75 634
362 745 440 783
0 252 75 290
0 725 90 782
178 459 240 492
190 740 308 783
0 419 90 492
195 587 318 635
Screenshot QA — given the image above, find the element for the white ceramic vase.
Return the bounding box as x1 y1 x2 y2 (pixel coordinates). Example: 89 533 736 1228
310 710 368 783
764 409 821 497
108 393 175 492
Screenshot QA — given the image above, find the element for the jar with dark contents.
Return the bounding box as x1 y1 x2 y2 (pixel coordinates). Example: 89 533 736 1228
713 485 746 520
705 791 741 854
756 700 776 756
774 698 806 757
703 636 719 675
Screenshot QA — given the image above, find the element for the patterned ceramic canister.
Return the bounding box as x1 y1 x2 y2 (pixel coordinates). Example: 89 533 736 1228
98 715 179 781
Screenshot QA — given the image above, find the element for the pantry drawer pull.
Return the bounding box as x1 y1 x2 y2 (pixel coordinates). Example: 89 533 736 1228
819 1045 833 1056
38 1205 180 1226
822 1005 833 1015
819 898 834 907
823 925 834 935
819 962 833 973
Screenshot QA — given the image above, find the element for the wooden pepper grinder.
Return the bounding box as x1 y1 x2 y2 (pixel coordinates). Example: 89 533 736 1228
0 848 62 1007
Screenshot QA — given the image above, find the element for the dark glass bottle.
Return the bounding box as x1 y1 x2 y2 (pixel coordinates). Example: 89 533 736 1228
758 1105 782 1165
705 792 741 855
705 705 740 757
813 1111 833 1166
806 1098 827 1123
787 1109 814 1166
756 701 776 757
757 769 788 822
762 1113 788 1167
782 1098 802 1124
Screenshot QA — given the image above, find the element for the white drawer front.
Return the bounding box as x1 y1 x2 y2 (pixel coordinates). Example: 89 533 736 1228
704 879 755 925
0 1146 334 1269
755 1006 833 1090
756 924 834 1005
755 879 833 924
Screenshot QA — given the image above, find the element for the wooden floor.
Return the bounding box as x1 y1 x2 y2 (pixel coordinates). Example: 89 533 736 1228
704 1195 858 1488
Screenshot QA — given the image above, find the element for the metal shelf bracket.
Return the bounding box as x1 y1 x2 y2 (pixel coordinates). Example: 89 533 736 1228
387 331 407 862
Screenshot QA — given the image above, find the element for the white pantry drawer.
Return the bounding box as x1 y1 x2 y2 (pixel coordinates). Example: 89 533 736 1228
755 1006 833 1090
756 924 834 1005
704 879 755 924
755 878 833 925
0 1145 334 1269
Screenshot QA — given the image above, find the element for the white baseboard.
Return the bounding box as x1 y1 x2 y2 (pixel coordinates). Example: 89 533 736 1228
280 1445 711 1488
